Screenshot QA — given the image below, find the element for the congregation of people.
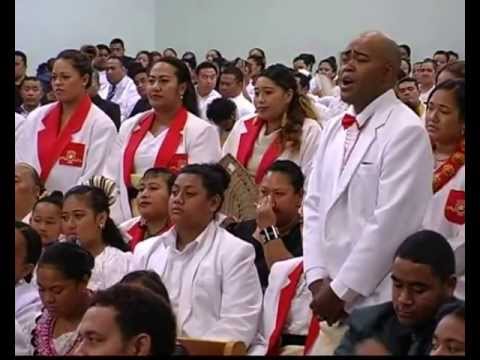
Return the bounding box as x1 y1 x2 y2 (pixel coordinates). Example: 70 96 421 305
14 30 465 356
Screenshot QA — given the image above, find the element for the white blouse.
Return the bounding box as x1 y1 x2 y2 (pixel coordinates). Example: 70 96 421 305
88 246 132 291
246 127 280 178
133 127 168 176
15 280 42 338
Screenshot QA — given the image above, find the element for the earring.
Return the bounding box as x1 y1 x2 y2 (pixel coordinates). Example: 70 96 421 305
99 223 105 230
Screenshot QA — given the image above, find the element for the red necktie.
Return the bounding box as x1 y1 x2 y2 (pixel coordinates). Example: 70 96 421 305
342 114 356 129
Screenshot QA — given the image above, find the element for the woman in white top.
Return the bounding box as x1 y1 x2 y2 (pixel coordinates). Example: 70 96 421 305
105 57 221 223
62 183 131 291
16 50 117 193
15 221 43 338
119 167 175 251
32 242 94 355
132 163 263 347
423 79 465 299
223 64 321 184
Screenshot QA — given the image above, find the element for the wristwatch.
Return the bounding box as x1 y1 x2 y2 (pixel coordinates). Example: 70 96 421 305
260 225 280 244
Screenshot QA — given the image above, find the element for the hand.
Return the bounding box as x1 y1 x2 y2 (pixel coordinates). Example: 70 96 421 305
256 195 277 229
309 282 346 326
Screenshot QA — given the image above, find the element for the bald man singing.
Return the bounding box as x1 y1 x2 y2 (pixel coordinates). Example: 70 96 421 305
302 32 434 354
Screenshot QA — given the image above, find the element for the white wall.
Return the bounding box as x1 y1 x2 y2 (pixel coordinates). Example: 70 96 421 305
16 0 465 73
15 0 156 74
155 0 465 65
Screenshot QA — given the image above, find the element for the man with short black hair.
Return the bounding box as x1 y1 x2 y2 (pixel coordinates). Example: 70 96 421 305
447 51 459 64
101 55 140 121
75 284 177 356
335 230 459 355
15 50 28 108
418 59 436 104
16 77 43 117
395 77 425 118
433 50 449 72
89 70 121 130
206 97 237 145
196 61 221 120
129 64 152 117
219 66 255 120
94 44 111 94
398 44 411 61
109 38 134 68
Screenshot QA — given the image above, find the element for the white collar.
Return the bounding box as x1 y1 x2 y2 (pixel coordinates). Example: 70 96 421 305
345 89 397 128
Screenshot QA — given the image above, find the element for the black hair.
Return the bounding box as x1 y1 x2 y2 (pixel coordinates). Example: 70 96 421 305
142 167 176 193
19 76 42 89
15 221 42 283
128 61 147 79
91 284 176 356
249 47 266 59
96 44 111 54
107 55 125 66
427 79 465 122
177 163 231 214
436 61 465 83
247 54 266 71
135 50 152 67
163 48 177 57
207 49 222 59
266 160 305 193
318 56 338 74
56 49 93 88
15 50 27 66
260 64 312 151
294 71 311 90
80 45 98 58
38 242 94 281
422 58 436 68
120 270 170 305
434 50 449 61
196 61 219 75
394 230 455 282
399 44 411 58
293 55 305 64
447 51 459 60
181 51 197 69
299 53 316 67
397 76 419 89
435 301 465 325
32 191 63 213
151 57 199 116
206 97 237 125
64 185 130 252
221 65 244 83
110 38 125 49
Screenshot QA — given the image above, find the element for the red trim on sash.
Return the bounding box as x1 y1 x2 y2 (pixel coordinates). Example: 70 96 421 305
266 261 320 355
127 219 172 251
37 95 92 183
123 107 188 188
236 116 282 184
433 139 465 194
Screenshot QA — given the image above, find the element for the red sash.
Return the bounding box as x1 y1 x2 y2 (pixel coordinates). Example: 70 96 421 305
266 261 320 355
37 95 92 183
433 139 465 194
123 107 188 188
236 116 282 184
127 218 171 251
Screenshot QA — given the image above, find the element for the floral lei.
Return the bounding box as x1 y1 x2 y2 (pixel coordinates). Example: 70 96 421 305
433 139 465 194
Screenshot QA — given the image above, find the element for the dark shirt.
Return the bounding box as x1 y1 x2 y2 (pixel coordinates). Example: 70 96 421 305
91 94 121 131
15 84 22 109
226 219 303 289
129 97 152 118
335 299 462 356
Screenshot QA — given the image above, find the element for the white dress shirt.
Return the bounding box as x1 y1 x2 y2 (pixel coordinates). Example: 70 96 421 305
132 126 168 175
88 246 132 291
230 93 256 120
197 88 221 120
101 76 140 122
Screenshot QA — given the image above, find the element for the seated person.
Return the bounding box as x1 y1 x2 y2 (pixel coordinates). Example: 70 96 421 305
120 168 175 250
206 97 237 145
430 302 465 356
32 242 95 355
131 163 262 347
227 160 304 289
75 284 176 356
62 183 131 291
335 230 461 356
30 191 63 248
15 163 43 222
15 221 43 337
249 257 319 356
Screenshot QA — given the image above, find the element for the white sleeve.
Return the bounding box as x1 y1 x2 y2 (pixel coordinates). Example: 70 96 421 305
300 121 322 186
332 125 434 296
15 319 33 356
188 124 222 164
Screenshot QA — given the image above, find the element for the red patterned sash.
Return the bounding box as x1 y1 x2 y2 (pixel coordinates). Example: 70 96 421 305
433 139 465 193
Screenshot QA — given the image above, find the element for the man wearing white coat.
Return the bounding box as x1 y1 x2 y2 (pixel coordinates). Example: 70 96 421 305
303 31 434 351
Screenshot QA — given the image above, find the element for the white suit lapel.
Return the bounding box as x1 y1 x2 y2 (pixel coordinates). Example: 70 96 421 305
177 221 217 330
